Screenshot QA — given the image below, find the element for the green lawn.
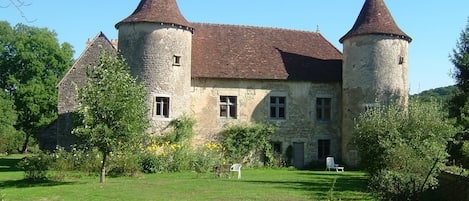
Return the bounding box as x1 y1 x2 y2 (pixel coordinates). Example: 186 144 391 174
0 155 373 201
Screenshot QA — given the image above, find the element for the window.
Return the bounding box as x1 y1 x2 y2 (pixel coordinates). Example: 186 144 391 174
173 55 181 66
154 97 170 118
272 142 282 155
270 96 286 120
316 98 331 121
220 96 237 118
318 139 331 160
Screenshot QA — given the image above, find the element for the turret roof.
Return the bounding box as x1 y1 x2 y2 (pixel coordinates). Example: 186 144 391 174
340 0 411 43
115 0 192 29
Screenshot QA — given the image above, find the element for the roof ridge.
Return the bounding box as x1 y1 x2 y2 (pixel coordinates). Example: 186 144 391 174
191 22 320 34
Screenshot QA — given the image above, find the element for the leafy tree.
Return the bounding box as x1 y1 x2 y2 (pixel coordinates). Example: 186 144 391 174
0 93 22 153
0 21 74 153
449 17 469 167
72 51 149 183
353 101 458 200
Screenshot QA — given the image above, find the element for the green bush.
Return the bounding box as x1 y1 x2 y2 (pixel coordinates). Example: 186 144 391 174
139 153 168 173
192 143 224 173
461 140 469 167
107 152 140 177
354 101 458 200
222 122 276 165
50 146 101 174
17 152 52 181
0 131 22 154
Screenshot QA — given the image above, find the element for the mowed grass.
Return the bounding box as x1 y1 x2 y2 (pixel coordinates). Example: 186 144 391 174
0 155 373 201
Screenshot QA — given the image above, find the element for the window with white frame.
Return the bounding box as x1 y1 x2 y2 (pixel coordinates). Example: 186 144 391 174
154 97 170 118
270 96 286 120
316 98 331 121
220 96 237 118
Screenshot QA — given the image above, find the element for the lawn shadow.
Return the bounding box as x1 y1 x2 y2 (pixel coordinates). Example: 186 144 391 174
0 178 76 189
0 158 22 172
239 171 370 200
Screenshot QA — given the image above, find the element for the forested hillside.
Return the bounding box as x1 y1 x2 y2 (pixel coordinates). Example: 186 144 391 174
410 85 459 103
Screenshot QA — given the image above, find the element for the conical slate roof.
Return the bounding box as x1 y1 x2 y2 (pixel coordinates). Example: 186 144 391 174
340 0 411 43
115 0 192 29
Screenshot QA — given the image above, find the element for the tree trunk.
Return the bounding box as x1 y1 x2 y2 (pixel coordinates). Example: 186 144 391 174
100 152 107 183
21 133 30 153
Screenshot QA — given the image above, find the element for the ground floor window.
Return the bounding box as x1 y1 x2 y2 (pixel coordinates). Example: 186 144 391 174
318 139 330 160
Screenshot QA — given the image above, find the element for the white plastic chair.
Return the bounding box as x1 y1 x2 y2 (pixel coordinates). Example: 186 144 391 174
230 163 242 179
326 157 344 172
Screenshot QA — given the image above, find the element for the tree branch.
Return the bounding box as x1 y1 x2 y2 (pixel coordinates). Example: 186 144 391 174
1 0 37 23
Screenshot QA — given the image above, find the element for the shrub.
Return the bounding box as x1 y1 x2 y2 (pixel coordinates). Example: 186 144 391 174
354 101 458 200
222 122 276 165
0 131 22 154
192 142 225 173
461 140 469 167
107 152 140 177
17 152 52 181
50 145 101 174
139 141 193 173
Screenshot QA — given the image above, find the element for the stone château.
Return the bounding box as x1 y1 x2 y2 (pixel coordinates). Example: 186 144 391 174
48 0 411 168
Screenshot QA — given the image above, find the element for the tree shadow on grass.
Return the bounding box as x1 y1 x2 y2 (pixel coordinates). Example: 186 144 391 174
0 178 76 189
0 158 22 172
238 171 370 200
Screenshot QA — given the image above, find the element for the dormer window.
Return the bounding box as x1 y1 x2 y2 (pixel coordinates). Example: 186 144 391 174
173 55 181 66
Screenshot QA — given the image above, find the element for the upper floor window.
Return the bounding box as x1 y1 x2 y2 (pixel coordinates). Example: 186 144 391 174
220 96 237 118
270 96 286 120
173 55 181 66
154 97 170 118
316 98 331 121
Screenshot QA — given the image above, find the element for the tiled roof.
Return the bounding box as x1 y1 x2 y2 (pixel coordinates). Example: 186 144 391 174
340 0 411 43
192 23 343 82
115 0 192 29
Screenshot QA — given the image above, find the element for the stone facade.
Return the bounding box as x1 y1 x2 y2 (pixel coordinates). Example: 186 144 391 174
117 23 192 133
55 32 117 147
50 0 411 168
190 78 341 167
341 35 410 165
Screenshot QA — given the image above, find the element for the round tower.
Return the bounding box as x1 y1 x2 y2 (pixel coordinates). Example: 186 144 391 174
115 0 194 132
340 0 412 165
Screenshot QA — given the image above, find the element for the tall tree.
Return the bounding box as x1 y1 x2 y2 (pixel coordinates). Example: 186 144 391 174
0 93 21 153
72 52 149 183
449 18 469 167
0 21 74 153
354 101 458 200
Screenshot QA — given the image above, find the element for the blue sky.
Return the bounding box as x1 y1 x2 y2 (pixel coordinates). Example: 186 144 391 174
1 0 468 94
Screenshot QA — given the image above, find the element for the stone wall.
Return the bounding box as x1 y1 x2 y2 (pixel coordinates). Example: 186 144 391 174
191 78 342 167
118 23 192 133
342 34 409 166
55 33 116 148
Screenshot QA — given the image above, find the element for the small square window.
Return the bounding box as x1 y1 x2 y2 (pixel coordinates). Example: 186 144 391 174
173 55 181 66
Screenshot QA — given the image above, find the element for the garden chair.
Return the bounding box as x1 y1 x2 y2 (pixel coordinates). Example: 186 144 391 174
230 163 242 179
326 157 344 172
